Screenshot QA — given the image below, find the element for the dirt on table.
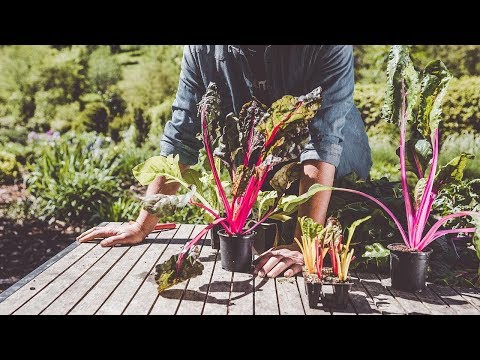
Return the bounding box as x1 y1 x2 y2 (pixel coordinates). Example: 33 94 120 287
0 184 77 293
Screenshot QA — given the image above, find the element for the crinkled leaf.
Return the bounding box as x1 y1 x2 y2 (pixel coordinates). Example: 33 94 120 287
269 162 301 194
197 82 222 146
132 154 183 186
268 213 292 222
381 45 419 124
214 112 242 173
238 98 268 166
414 60 452 137
414 178 427 209
231 165 254 197
401 138 432 178
434 153 474 194
362 243 390 258
140 187 195 217
298 216 324 241
155 247 203 293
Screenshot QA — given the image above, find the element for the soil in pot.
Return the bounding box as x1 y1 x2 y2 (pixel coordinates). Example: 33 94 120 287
253 222 278 255
210 224 222 249
218 230 256 273
387 243 433 292
303 270 322 309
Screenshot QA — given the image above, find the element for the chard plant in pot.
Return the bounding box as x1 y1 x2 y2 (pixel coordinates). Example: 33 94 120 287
311 45 480 292
294 216 340 308
323 216 371 308
133 83 324 291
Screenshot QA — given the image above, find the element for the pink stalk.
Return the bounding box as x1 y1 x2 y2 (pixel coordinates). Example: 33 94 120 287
416 211 480 250
412 129 439 247
399 81 415 245
412 151 424 179
331 187 409 246
264 102 303 148
243 114 256 166
190 200 220 219
201 109 232 220
423 228 476 247
176 217 226 271
241 207 276 235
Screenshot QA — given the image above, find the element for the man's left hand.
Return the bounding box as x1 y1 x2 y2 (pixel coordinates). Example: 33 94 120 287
253 245 304 278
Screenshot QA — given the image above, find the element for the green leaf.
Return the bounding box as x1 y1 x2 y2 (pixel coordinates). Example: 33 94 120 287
381 45 419 124
345 215 372 248
269 162 301 194
268 213 292 222
155 247 204 293
298 216 324 241
277 183 326 215
132 154 184 186
140 187 194 217
402 138 432 178
414 60 452 137
362 243 390 258
414 178 427 209
253 190 278 221
435 153 474 191
231 164 254 197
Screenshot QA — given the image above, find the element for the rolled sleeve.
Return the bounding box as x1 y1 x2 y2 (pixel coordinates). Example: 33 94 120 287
160 45 205 165
302 45 355 168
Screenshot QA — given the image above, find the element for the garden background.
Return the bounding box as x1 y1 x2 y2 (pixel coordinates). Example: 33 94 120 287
1 45 479 289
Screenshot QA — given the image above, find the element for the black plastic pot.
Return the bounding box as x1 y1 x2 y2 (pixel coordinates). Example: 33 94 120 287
387 243 433 292
218 230 256 273
303 271 322 309
253 223 278 255
331 282 352 309
210 224 222 249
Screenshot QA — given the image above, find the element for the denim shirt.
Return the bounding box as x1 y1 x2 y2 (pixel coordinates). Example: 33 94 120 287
160 45 372 179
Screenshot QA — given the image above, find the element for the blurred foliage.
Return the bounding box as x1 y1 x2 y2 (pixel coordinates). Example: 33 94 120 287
0 150 19 183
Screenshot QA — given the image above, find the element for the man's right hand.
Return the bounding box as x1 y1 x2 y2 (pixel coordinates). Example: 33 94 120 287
76 221 149 247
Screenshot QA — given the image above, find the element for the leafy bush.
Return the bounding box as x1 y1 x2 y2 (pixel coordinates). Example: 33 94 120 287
72 102 110 134
0 150 19 184
96 195 141 223
25 132 123 225
355 77 480 137
87 47 122 93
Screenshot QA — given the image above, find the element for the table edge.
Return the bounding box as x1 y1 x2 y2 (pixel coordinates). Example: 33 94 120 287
0 241 79 303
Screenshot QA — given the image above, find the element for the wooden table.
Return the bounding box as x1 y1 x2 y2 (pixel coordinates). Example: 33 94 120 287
1 223 479 315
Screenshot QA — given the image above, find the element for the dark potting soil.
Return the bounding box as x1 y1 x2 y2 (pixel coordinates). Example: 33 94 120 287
303 272 322 284
388 244 421 253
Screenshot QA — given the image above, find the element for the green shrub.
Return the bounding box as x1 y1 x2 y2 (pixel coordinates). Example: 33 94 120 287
1 142 34 165
25 132 123 225
72 102 110 134
355 77 480 137
96 194 141 223
50 102 81 133
87 47 122 93
0 150 19 184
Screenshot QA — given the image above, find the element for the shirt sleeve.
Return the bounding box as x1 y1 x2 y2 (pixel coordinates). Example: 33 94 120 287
160 46 205 165
300 45 355 168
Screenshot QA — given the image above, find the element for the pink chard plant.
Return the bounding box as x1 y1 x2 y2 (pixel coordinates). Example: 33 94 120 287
317 46 480 257
133 84 323 290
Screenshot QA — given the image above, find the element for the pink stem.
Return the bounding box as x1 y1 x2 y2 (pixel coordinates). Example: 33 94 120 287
413 129 439 248
190 200 220 219
416 211 480 251
412 151 424 179
241 207 275 235
425 228 476 246
201 109 232 220
399 81 415 246
176 218 225 271
331 186 409 246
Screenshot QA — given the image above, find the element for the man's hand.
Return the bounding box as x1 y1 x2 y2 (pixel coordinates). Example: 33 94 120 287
253 244 304 278
76 221 148 247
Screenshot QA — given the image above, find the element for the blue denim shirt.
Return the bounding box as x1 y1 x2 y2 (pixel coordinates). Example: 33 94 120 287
160 45 372 179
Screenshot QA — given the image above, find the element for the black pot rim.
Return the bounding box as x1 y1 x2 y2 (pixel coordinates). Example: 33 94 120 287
217 229 257 238
387 242 433 257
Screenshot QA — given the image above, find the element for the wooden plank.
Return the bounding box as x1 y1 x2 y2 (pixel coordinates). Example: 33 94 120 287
356 272 407 315
411 285 457 315
428 284 479 315
296 276 331 315
451 286 480 312
147 225 203 315
0 223 111 313
96 225 197 315
41 246 130 315
14 244 111 315
228 272 254 315
69 243 150 315
254 276 279 315
121 227 179 315
175 248 219 315
202 251 233 315
376 273 431 315
276 277 305 315
348 273 380 315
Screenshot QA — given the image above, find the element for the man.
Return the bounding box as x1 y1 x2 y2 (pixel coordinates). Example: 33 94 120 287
77 45 372 278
